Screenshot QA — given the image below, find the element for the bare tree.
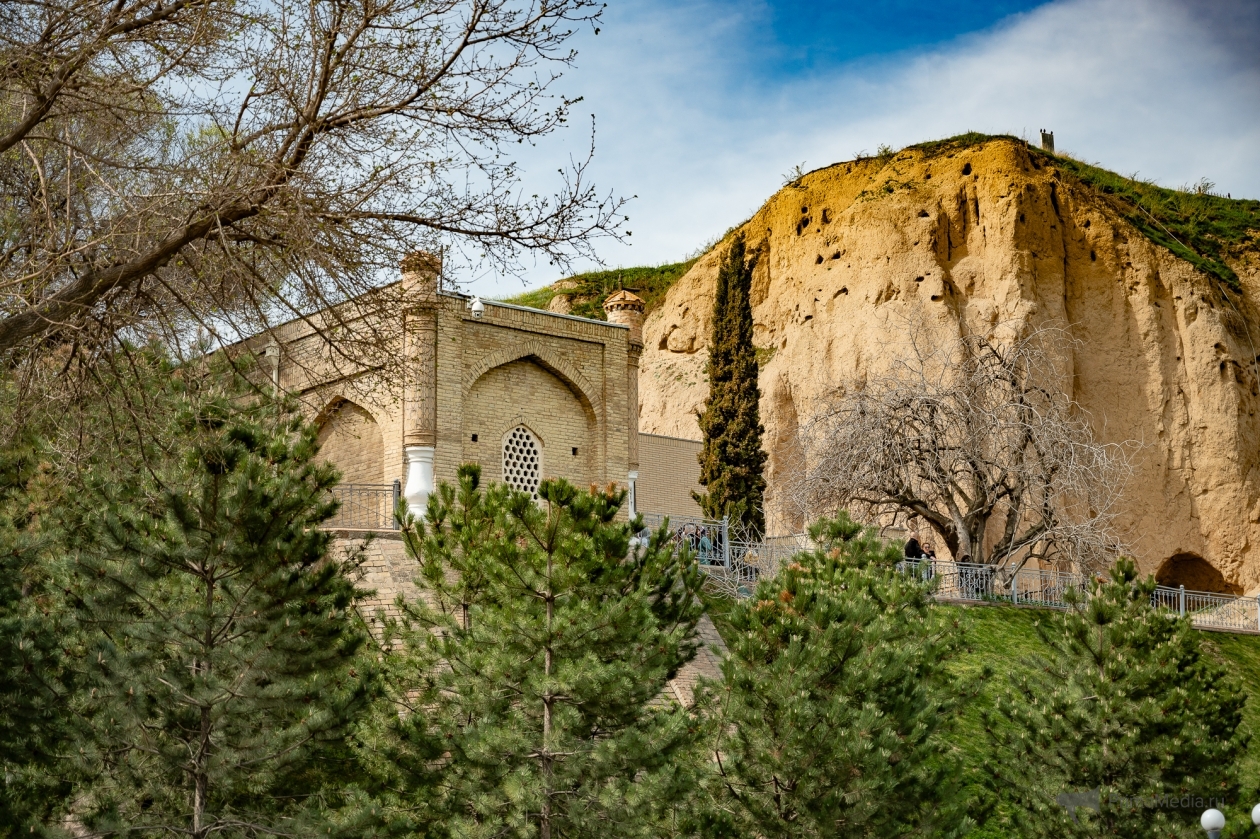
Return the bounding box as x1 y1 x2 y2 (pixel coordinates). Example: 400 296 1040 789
794 321 1131 574
0 0 624 370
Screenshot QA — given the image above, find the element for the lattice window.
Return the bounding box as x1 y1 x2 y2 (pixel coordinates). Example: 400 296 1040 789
503 426 542 499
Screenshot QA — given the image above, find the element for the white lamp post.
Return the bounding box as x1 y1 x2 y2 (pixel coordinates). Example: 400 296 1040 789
1201 808 1226 839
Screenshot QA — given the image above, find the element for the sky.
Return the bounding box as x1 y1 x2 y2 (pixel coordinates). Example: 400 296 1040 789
468 0 1260 296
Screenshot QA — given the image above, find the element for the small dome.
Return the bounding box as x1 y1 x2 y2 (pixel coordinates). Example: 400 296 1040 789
603 290 645 312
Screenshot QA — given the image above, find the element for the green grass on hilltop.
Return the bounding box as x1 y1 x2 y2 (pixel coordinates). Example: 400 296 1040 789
702 593 1260 836
910 132 1260 293
1041 152 1260 293
498 260 698 320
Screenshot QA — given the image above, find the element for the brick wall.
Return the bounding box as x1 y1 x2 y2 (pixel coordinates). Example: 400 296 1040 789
314 399 385 484
461 358 595 489
637 433 704 517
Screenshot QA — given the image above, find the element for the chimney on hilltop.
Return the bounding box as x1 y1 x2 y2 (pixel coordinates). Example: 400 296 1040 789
1040 129 1055 153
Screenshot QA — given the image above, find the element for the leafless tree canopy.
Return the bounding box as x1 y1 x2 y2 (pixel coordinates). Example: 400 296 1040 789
0 0 623 367
793 322 1131 573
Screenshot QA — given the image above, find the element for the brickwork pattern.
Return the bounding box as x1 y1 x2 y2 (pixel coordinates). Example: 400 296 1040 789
315 400 385 484
637 433 704 518
463 359 594 489
665 615 728 706
337 535 422 626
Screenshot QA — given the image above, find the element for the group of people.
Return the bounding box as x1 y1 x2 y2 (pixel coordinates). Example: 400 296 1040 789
903 528 937 562
630 521 724 564
674 522 722 562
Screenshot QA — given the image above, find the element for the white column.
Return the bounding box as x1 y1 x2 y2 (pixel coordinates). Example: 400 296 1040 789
627 470 638 518
403 445 435 519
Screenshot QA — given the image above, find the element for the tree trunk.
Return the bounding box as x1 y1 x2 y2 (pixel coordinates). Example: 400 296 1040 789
541 549 554 839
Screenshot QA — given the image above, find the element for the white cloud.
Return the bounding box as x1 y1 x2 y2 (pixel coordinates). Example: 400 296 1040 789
470 0 1260 296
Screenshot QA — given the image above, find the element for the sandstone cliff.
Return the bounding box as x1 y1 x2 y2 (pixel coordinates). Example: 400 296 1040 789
636 137 1260 593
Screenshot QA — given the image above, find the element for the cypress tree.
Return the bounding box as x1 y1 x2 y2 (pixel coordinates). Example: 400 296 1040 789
985 558 1247 838
62 364 379 837
696 231 767 535
691 514 971 839
379 466 705 838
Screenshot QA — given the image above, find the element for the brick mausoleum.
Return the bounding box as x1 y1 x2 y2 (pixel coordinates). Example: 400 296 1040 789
237 255 725 701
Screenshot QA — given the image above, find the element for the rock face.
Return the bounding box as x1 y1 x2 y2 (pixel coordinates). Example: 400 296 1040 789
638 138 1260 594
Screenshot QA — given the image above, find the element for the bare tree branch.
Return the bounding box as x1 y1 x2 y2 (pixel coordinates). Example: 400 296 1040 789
0 0 625 372
790 317 1133 575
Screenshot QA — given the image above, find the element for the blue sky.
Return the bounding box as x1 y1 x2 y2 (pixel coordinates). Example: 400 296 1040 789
466 0 1260 295
718 0 1054 71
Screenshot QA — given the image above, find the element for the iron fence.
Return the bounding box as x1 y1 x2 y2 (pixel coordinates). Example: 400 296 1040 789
637 511 729 567
897 558 1260 634
319 491 1260 634
326 482 401 531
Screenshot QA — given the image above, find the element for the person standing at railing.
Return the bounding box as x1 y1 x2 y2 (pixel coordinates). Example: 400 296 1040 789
904 530 926 560
698 528 714 562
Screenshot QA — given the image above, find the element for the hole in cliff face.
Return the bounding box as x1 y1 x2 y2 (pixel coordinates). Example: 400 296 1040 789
1090 250 1097 261
924 172 932 179
961 162 972 176
830 251 841 260
1019 213 1026 223
796 217 811 235
1083 219 1091 228
801 206 808 214
815 255 823 264
1156 552 1239 594
917 209 929 218
915 276 924 282
821 209 832 224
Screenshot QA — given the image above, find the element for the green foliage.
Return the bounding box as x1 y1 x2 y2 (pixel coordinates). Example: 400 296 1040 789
1035 151 1260 292
985 559 1247 839
691 513 972 839
377 465 705 838
695 232 767 534
62 361 378 837
909 132 1260 292
908 132 1023 155
0 434 76 833
499 260 698 320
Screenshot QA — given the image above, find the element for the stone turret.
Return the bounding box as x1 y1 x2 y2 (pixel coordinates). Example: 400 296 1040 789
604 290 645 514
603 290 645 345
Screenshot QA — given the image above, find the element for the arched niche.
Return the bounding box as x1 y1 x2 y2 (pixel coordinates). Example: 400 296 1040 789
463 358 595 488
314 398 384 485
1155 552 1240 595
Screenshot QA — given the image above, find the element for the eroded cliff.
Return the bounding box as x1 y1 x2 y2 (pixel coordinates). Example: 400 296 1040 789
637 137 1260 593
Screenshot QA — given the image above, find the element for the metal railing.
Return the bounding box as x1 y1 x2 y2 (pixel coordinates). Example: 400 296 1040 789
638 512 730 567
326 481 401 531
897 558 1260 634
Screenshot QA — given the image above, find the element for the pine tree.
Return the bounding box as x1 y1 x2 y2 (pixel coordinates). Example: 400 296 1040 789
696 231 767 535
62 364 379 837
0 435 76 833
985 558 1247 839
379 466 705 838
691 514 971 839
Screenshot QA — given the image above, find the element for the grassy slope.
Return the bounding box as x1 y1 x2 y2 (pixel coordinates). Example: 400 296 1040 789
702 594 1260 835
497 260 698 320
910 132 1260 292
502 135 1259 315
